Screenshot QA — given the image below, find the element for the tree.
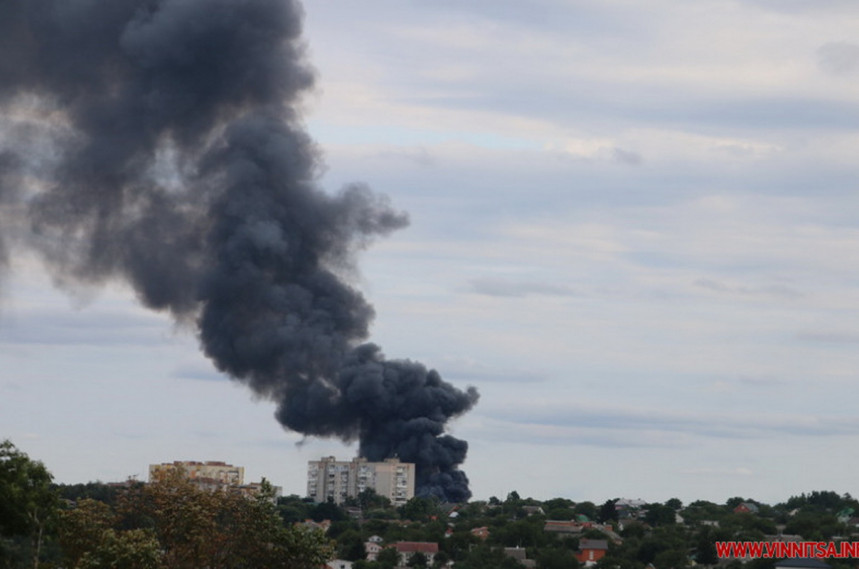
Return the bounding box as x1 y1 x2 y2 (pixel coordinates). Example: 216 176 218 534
598 499 618 523
399 497 439 521
335 529 366 561
644 503 676 527
57 499 116 568
574 502 598 522
536 547 580 569
76 530 161 569
407 551 428 567
357 488 392 511
665 498 683 510
0 440 59 569
376 546 400 569
60 470 334 569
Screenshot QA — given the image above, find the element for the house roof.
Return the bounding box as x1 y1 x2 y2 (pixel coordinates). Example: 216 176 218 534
544 520 581 533
395 542 439 554
580 539 609 551
504 547 528 561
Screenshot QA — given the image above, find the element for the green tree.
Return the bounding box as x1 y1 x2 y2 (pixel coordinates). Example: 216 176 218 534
63 470 334 569
457 544 522 569
665 498 683 510
574 502 598 522
598 499 618 523
536 547 579 569
399 497 439 522
0 440 59 569
376 546 399 569
644 503 676 527
335 529 366 561
76 529 161 569
57 499 116 568
407 551 428 567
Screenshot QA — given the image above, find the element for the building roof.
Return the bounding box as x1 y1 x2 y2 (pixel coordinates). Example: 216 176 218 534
580 539 609 551
544 520 582 533
735 502 760 513
504 547 528 561
395 542 439 554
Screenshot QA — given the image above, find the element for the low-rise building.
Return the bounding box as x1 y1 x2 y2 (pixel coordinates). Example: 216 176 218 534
364 541 383 561
394 542 438 565
471 526 490 540
504 547 537 568
576 539 609 567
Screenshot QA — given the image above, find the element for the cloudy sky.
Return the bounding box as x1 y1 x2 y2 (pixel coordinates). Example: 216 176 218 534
4 0 859 505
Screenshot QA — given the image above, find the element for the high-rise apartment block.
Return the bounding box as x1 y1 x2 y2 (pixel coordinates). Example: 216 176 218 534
307 456 415 506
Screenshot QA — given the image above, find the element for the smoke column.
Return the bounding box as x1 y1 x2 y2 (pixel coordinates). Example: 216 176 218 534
0 0 478 501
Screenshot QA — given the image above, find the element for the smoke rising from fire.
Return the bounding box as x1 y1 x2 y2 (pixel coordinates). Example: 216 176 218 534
0 0 478 501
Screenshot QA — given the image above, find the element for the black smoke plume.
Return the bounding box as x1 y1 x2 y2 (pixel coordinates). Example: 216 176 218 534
0 0 478 501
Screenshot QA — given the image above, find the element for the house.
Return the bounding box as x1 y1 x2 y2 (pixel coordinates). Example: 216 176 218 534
504 547 537 568
734 502 760 514
394 542 438 565
522 506 545 516
615 498 647 520
470 526 490 540
576 539 609 566
364 541 384 561
774 559 831 569
544 520 582 534
327 560 353 569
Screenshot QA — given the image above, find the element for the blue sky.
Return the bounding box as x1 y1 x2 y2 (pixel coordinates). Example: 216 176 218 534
3 0 859 505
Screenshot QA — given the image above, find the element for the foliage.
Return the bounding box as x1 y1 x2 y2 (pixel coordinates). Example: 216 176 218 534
0 440 59 569
76 529 161 569
643 503 676 527
56 481 127 506
399 496 441 521
456 544 523 569
12 441 859 569
57 471 334 569
536 546 580 569
598 499 618 523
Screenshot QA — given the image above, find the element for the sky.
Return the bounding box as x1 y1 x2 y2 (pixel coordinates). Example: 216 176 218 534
3 0 859 506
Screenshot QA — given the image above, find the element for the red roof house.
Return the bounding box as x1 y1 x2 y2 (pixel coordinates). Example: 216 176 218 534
394 542 439 565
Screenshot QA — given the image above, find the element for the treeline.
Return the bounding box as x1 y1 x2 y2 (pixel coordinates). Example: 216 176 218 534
4 438 859 569
278 492 859 569
0 440 332 569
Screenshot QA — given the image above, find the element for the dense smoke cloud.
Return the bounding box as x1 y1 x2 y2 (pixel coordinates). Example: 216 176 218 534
0 0 478 501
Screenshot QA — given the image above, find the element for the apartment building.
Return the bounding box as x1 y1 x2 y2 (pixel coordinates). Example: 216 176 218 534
149 460 245 488
307 456 415 506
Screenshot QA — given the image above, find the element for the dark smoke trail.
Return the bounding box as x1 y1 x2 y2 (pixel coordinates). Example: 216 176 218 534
0 0 478 501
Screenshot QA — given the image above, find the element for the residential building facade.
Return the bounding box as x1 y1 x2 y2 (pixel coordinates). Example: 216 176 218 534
148 460 281 498
307 456 415 506
149 460 245 488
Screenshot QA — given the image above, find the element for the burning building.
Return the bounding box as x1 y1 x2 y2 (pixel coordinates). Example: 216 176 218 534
0 0 478 501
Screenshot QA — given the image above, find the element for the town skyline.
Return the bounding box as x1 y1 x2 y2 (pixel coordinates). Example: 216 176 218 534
3 0 859 506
